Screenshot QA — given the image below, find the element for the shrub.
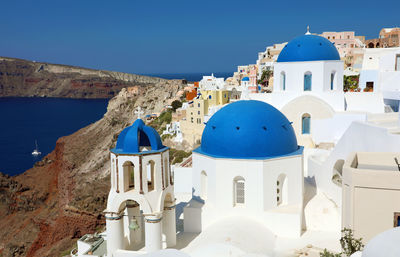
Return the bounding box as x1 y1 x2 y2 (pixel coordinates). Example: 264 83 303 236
320 249 341 257
171 100 182 111
340 228 364 256
320 228 364 257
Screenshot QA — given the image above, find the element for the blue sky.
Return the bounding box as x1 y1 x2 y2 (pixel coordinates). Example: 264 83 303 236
0 0 399 74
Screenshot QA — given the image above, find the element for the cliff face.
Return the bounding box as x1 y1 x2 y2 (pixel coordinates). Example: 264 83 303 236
0 79 185 256
0 57 171 99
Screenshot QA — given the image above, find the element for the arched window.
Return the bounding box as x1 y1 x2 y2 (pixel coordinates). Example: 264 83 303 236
304 71 312 91
147 160 155 192
164 158 169 187
123 161 135 192
330 71 336 90
368 42 374 48
200 171 207 200
234 176 245 205
302 113 311 134
280 71 286 91
277 174 288 206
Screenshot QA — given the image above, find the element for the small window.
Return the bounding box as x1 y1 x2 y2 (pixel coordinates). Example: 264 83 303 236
366 82 374 92
198 111 200 115
394 212 400 227
302 113 311 134
330 72 335 90
304 72 312 91
280 71 286 91
209 95 212 99
191 117 193 123
234 178 245 205
396 54 400 71
198 103 200 107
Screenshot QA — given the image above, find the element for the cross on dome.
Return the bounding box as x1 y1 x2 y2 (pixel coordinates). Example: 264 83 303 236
135 106 144 119
305 25 311 35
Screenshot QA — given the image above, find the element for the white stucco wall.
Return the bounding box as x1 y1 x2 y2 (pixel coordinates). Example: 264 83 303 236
308 121 400 206
312 112 367 144
344 92 385 113
188 152 304 237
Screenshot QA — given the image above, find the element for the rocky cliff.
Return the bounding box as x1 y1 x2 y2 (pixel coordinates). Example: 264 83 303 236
0 78 185 256
0 57 173 98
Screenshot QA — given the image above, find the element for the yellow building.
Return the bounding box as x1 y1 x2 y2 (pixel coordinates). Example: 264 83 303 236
181 90 229 146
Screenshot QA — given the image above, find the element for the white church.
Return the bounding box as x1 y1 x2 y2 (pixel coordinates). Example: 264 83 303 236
72 30 400 257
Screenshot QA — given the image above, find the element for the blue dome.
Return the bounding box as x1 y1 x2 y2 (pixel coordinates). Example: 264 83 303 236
195 100 301 159
277 35 340 62
241 77 250 81
112 119 167 154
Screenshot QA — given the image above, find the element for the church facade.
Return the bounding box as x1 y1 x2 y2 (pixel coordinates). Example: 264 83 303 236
184 100 305 237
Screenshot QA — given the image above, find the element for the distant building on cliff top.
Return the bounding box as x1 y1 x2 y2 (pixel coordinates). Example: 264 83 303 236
366 28 400 49
320 31 365 68
180 88 229 146
257 42 287 79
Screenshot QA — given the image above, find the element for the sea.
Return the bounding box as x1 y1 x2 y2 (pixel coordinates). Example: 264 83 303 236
145 72 233 82
0 72 230 176
0 97 109 176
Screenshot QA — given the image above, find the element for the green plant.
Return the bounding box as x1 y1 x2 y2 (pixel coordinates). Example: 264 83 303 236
169 148 192 164
161 134 172 140
343 75 359 92
171 100 182 111
320 228 364 257
340 228 364 256
257 67 273 86
60 248 72 257
320 249 341 257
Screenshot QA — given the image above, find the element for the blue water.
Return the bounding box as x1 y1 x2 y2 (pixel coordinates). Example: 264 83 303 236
146 72 233 82
0 98 109 176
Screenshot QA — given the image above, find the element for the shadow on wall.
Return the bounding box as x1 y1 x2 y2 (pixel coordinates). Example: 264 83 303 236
304 176 317 206
173 188 201 249
303 176 317 232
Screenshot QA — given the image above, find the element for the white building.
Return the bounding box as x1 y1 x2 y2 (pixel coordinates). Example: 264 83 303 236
342 152 400 243
75 119 177 256
184 100 305 237
162 121 183 143
257 42 287 79
359 47 400 111
198 73 225 90
246 31 387 147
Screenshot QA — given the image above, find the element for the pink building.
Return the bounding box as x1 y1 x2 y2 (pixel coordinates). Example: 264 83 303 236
320 31 365 67
248 64 258 86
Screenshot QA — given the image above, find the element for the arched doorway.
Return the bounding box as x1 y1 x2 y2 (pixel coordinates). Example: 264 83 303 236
368 42 375 48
